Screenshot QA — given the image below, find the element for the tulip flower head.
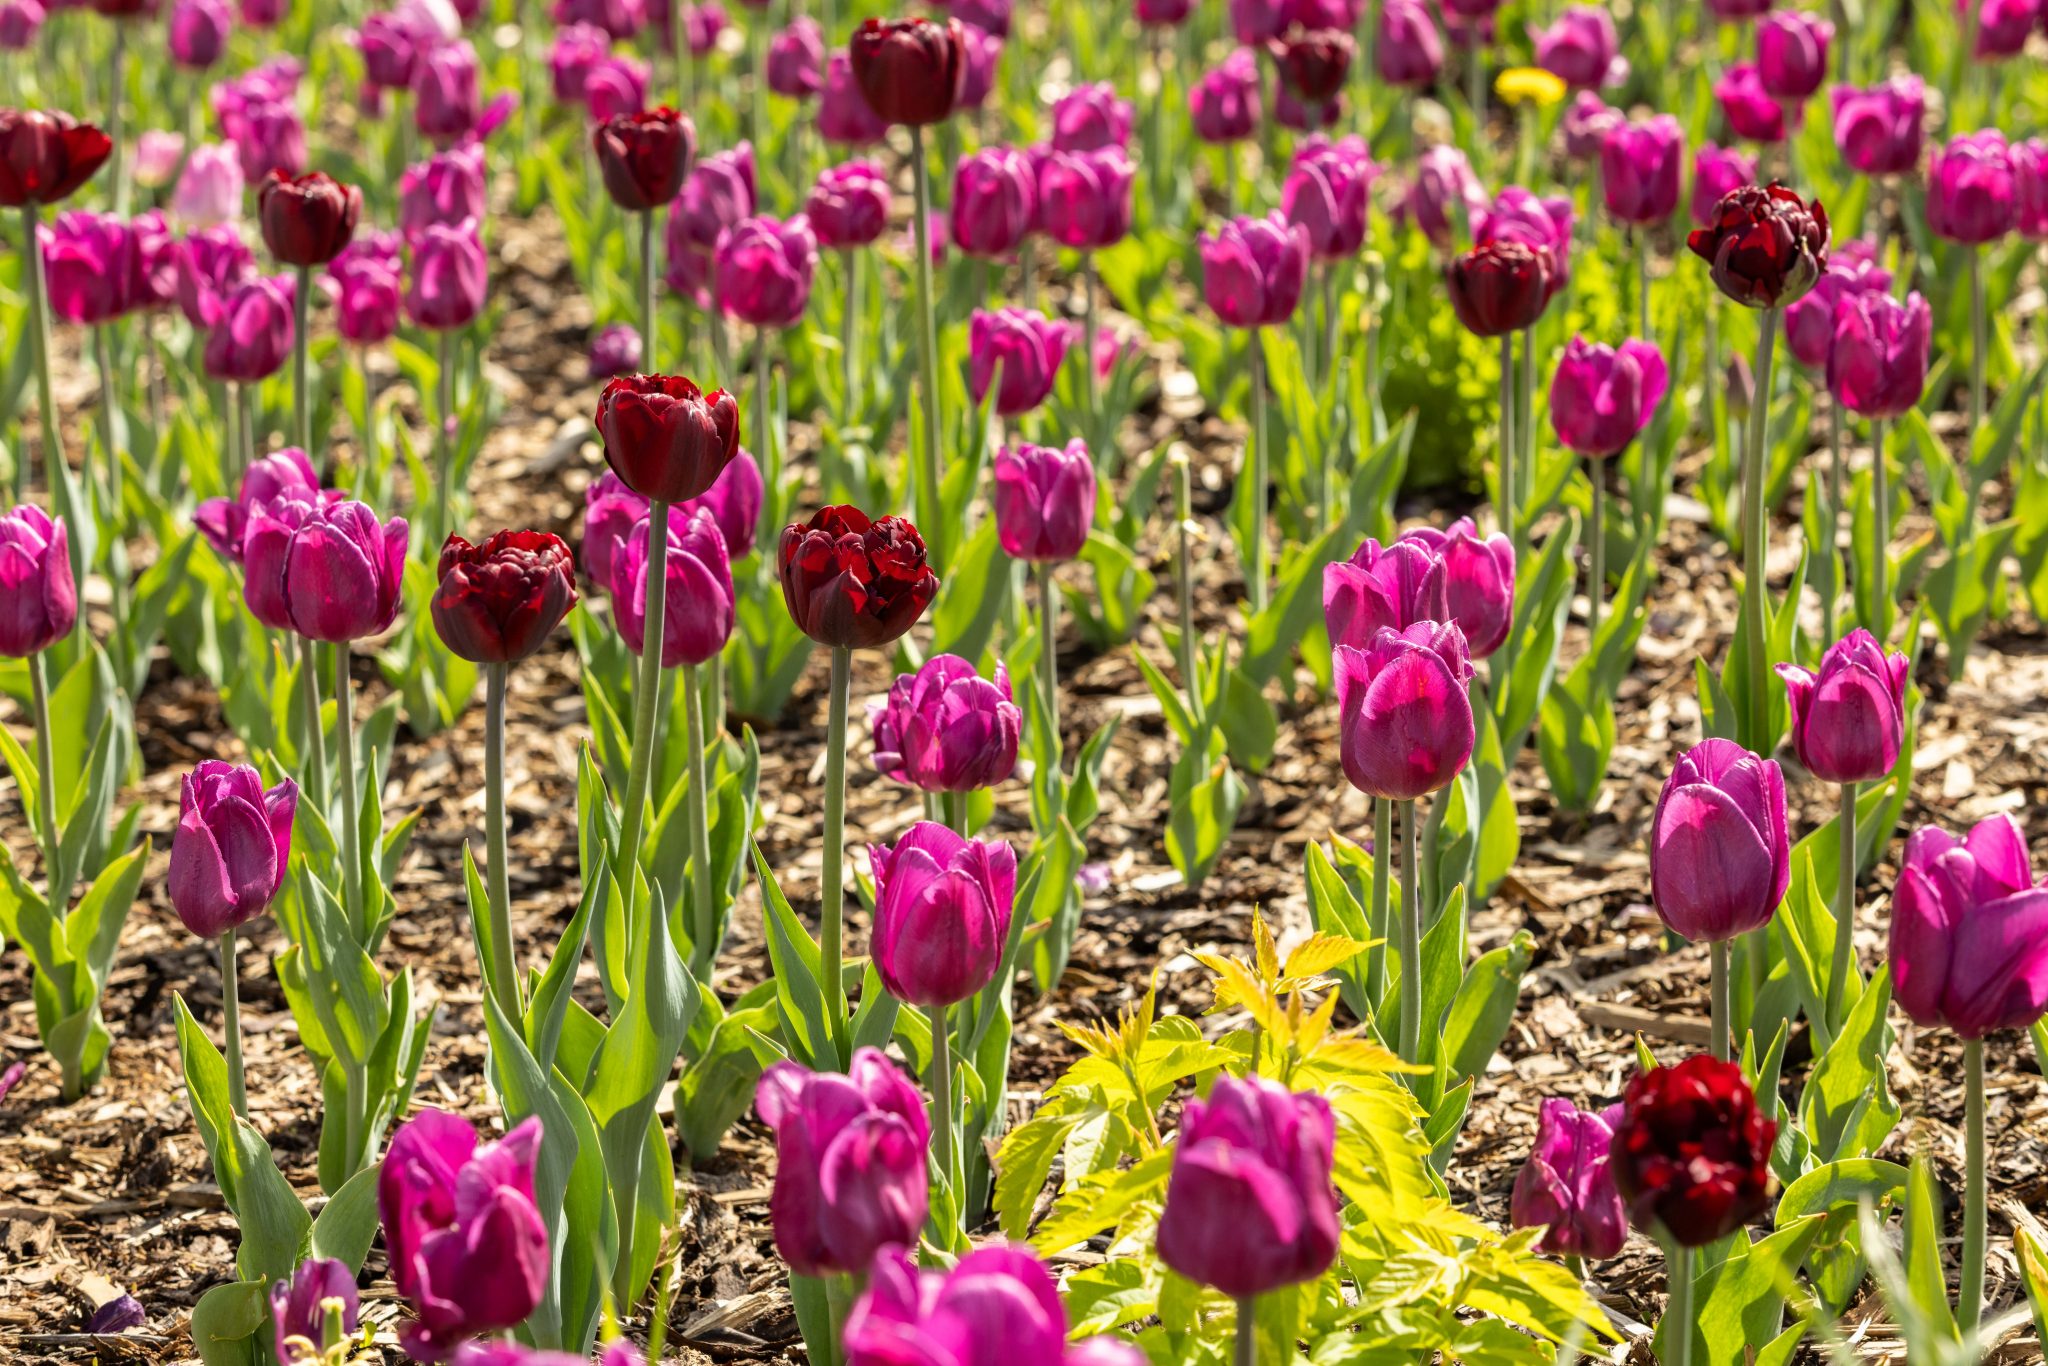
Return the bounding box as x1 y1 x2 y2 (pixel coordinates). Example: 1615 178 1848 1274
1283 135 1377 260
1334 622 1476 800
1891 814 2048 1039
1510 1097 1628 1259
1829 77 1925 179
1775 629 1909 785
778 505 940 649
1200 212 1311 328
869 821 1017 1006
954 24 1004 109
203 274 297 383
969 307 1076 416
1402 143 1487 247
0 109 114 207
548 22 611 102
1478 186 1573 294
329 250 403 346
170 0 231 67
1323 536 1449 652
993 439 1096 562
1648 738 1789 943
432 530 578 664
848 16 966 126
1687 183 1830 308
583 53 651 122
1783 240 1890 369
1927 130 2017 245
258 171 363 267
951 146 1036 256
1394 519 1514 659
1690 142 1757 230
588 322 643 378
400 146 489 239
271 1258 359 1366
1827 288 1931 419
1446 238 1551 336
1268 25 1354 109
769 16 826 97
1549 336 1668 458
609 506 736 667
1051 82 1133 152
0 0 45 48
806 160 891 249
1757 10 1831 100
0 506 77 658
1968 0 2039 57
872 655 1022 793
168 762 298 940
175 227 255 328
1715 63 1791 144
593 107 695 211
715 213 818 328
1376 0 1443 86
40 211 136 325
1600 114 1684 225
1189 49 1262 143
1034 145 1134 250
194 447 326 561
242 498 408 642
404 221 489 331
413 39 484 145
1532 6 1623 89
1610 1055 1775 1247
845 1244 1143 1366
1561 91 1622 162
362 9 437 90
595 373 740 502
819 52 891 145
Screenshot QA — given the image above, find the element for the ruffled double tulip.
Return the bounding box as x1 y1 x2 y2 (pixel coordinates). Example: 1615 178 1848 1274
1690 142 1756 230
1829 77 1925 178
609 507 735 666
778 506 939 649
1397 519 1514 659
1610 1055 1775 1247
168 762 298 939
377 1110 550 1362
593 107 695 211
1775 630 1909 785
1827 289 1931 419
1051 82 1132 152
1715 64 1790 144
1334 622 1475 800
1156 1075 1339 1298
1447 239 1550 337
271 1258 359 1366
432 530 578 664
1757 11 1831 100
1687 183 1830 308
1402 144 1486 247
1200 212 1310 328
1648 738 1789 943
595 373 740 503
1891 814 2048 1038
0 507 77 658
769 16 826 98
1600 115 1683 225
1283 135 1376 259
1532 6 1622 89
715 214 817 328
242 498 408 642
1927 130 2017 244
1034 146 1133 250
404 221 488 331
665 142 756 307
951 147 1035 256
1549 337 1668 458
872 655 1021 793
258 171 362 266
203 275 296 383
1268 26 1353 107
1323 537 1449 653
849 16 966 126
994 439 1095 562
754 1049 930 1277
969 307 1075 416
0 110 113 206
819 52 890 145
1189 49 1262 143
194 447 325 561
1376 0 1443 86
806 160 890 249
845 1245 1145 1366
1510 1098 1627 1259
870 821 1017 1006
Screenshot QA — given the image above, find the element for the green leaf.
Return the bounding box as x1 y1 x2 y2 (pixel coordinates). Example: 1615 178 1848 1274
308 1160 385 1271
189 1280 268 1366
1654 1216 1826 1366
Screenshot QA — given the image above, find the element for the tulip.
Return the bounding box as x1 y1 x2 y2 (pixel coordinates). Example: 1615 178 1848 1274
168 762 297 940
969 307 1075 416
1139 0 1192 21
768 16 825 98
378 1110 549 1362
2013 139 2048 240
582 472 648 588
715 213 817 327
1561 91 1621 162
1776 630 1908 786
547 22 610 102
271 1258 358 1365
174 225 255 328
1396 519 1514 660
1447 238 1550 337
947 0 1008 33
1690 142 1755 230
583 53 650 123
1268 25 1353 109
169 0 231 68
1402 143 1487 247
0 0 44 48
361 10 434 90
194 447 325 561
1612 1053 1775 1254
1189 49 1262 145
0 111 110 210
870 820 1017 1009
1600 114 1683 225
778 505 938 650
819 52 890 144
588 322 642 378
1828 288 1930 420
1156 1074 1339 1305
1052 83 1132 155
41 212 133 325
845 1245 1088 1366
1688 182 1830 308
994 439 1095 564
1281 136 1375 261
170 143 244 229
1928 129 2016 245
1968 0 2038 57
665 142 755 308
1034 145 1133 250
412 39 483 143
432 530 577 665
1323 537 1449 652
593 106 695 212
949 147 1033 257
554 0 642 34
228 100 307 182
596 373 740 503
670 447 763 559
329 252 403 346
399 144 488 239
258 171 363 267
1705 0 1772 16
1549 337 1667 459
1479 186 1572 293
203 274 296 383
1229 0 1284 42
1757 11 1831 101
1376 0 1443 86
1335 621 1475 801
1715 63 1790 144
1829 77 1925 179
1532 6 1621 89
403 220 488 331
1201 212 1310 328
608 506 734 667
849 16 965 126
871 655 1021 796
0 506 77 659
1510 1098 1627 1259
1272 84 1342 133
1784 241 1889 370
240 497 406 644
241 0 282 24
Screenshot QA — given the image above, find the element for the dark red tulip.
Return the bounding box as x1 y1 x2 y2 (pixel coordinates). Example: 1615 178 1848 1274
431 530 579 664
847 17 966 127
592 107 695 211
1268 27 1355 107
1446 238 1551 337
778 505 939 649
595 373 740 503
1686 182 1830 310
0 109 113 207
257 171 363 267
1610 1055 1776 1248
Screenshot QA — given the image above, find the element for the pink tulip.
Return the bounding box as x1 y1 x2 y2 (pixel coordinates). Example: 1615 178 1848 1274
584 53 650 123
1561 91 1622 162
994 439 1096 562
1548 336 1668 458
1376 0 1443 86
1050 82 1133 152
1757 11 1832 100
1531 5 1623 90
951 146 1035 257
1479 186 1574 294
203 274 296 383
1324 537 1449 652
806 160 890 250
194 447 328 560
1784 240 1890 369
1827 289 1930 419
871 655 1021 793
1402 143 1487 246
1690 142 1756 229
768 16 825 98
0 506 77 658
0 0 45 47
818 52 889 145
169 0 231 69
1648 738 1789 943
2013 138 2048 240
845 1245 1144 1366
1283 135 1378 259
241 497 406 641
168 761 298 939
609 506 735 666
1966 0 2039 58
1601 115 1684 225
1891 814 2048 1039
1396 518 1514 659
1509 1098 1627 1259
1034 145 1134 250
1334 622 1475 800
1775 629 1909 785
665 142 755 308
174 224 255 328
1715 63 1791 143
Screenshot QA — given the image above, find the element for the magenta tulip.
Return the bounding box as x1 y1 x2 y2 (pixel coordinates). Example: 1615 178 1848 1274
1189 49 1261 143
1690 142 1757 229
1829 77 1925 178
1775 629 1909 785
1050 82 1133 152
1827 289 1931 419
1034 146 1133 249
1334 622 1475 800
872 654 1021 793
1549 336 1668 458
1510 1097 1627 1259
609 506 735 667
0 506 77 657
1601 115 1684 225
241 497 407 641
583 53 650 122
1323 537 1449 652
1562 91 1622 162
994 439 1096 562
168 761 298 939
1968 0 2038 58
714 213 817 327
845 1245 1142 1366
1201 212 1310 328
870 821 1017 1006
1648 738 1789 943
969 307 1075 416
41 211 133 324
1479 186 1574 294
1757 11 1831 100
1928 130 2017 244
1531 6 1623 90
0 0 44 47
400 144 488 239
768 16 825 98
1891 814 2048 1038
1397 518 1514 660
548 22 611 102
1784 241 1890 369
194 447 326 561
1716 63 1791 143
1376 0 1443 86
1402 143 1487 247
174 225 255 328
806 161 889 249
1283 135 1377 259
404 221 488 331
951 146 1035 257
169 0 231 68
203 274 296 383
664 142 755 307
819 52 890 145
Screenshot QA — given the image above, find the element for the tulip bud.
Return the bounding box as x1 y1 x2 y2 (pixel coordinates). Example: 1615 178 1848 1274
1829 76 1925 179
399 144 489 240
1323 537 1449 652
871 655 1022 793
548 21 610 103
1687 183 1830 308
848 16 966 126
969 307 1075 416
715 213 818 327
1648 738 1788 943
403 221 489 331
1757 10 1831 100
1827 288 1930 420
1396 518 1515 659
1561 91 1622 162
1034 145 1134 250
769 16 826 97
609 507 735 667
1188 49 1262 143
360 9 433 90
1969 0 2036 57
1689 141 1755 229
680 447 765 557
270 1258 358 1366
242 498 408 642
1927 130 2017 245
1610 1055 1775 1247
2012 139 2048 240
1156 1074 1340 1298
1783 241 1889 369
1891 813 2048 1039
1599 114 1683 226
1510 1098 1628 1259
168 761 298 939
175 224 255 329
950 147 1035 256
1446 238 1551 337
819 52 890 145
0 506 78 657
778 505 939 649
258 170 362 267
1775 629 1909 785
588 321 642 378
229 100 308 183
1282 136 1376 260
1268 25 1352 108
432 530 578 664
1548 336 1668 458
1334 622 1475 800
595 373 740 502
203 274 296 383
0 0 45 49
412 39 484 145
1051 81 1132 153
1201 211 1311 328
870 821 1017 1006
994 439 1095 563
593 107 695 212
329 253 403 346
0 110 112 207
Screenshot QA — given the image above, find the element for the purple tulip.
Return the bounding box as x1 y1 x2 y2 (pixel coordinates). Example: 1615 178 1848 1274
0 507 78 658
1891 813 2048 1039
1034 145 1133 250
1479 186 1574 294
168 761 297 940
1323 537 1448 652
169 0 231 68
1968 0 2039 58
609 506 735 667
1272 84 1344 133
1188 49 1262 144
994 439 1096 563
680 448 765 558
953 25 1005 110
1928 130 2016 245
41 212 133 325
83 1296 146 1335
174 225 255 328
871 655 1021 794
870 821 1017 1007
359 9 434 90
714 213 816 327
1396 518 1514 660
400 144 488 241
1562 91 1623 162
1775 629 1909 785
242 497 407 641
1648 738 1789 943
1155 1074 1340 1298
377 1110 549 1363
1376 0 1443 86
951 147 1035 257
1601 115 1684 225
172 143 245 228
1829 77 1925 179
1283 135 1377 259
0 0 45 48
1201 212 1310 328
553 0 642 37
1229 0 1286 42
1716 63 1791 144
203 274 296 383
845 1245 1140 1366
969 307 1076 416
1828 289 1931 419
412 39 482 145
1334 622 1475 800
1509 1098 1627 1260
1051 82 1133 152
819 52 889 145
676 0 725 54
754 1050 929 1277
1705 0 1772 18
947 0 1010 34
665 142 756 308
584 53 650 122
548 22 611 102
271 1259 359 1366
768 16 825 97
588 323 642 378
194 447 325 560
228 99 307 182
1690 142 1757 229
328 252 403 345
404 220 488 330
241 0 284 26
2013 138 2048 240
1138 0 1192 24
1402 143 1487 247
1548 336 1668 458
1531 6 1623 90
1784 240 1890 368
1757 11 1831 100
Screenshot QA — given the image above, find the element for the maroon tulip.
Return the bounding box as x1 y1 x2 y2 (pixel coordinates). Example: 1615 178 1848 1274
1610 1055 1775 1247
1446 239 1551 337
848 16 966 126
1686 183 1830 309
595 374 740 503
1268 25 1353 107
0 109 113 206
431 530 579 664
257 171 363 268
778 505 939 649
593 107 696 211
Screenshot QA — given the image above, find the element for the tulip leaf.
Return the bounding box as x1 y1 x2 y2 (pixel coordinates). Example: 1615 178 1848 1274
1901 1153 1961 1349
1163 730 1243 893
308 1159 385 1271
1653 1216 1826 1366
930 517 1015 665
188 1280 267 1366
1065 527 1157 650
1305 840 1372 1021
1442 931 1535 1089
753 839 836 1071
1797 972 1899 1166
1491 510 1578 761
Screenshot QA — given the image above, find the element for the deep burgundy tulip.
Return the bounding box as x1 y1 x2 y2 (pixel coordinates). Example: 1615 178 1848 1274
769 16 826 98
593 107 695 212
1402 144 1487 246
0 0 45 49
819 52 890 145
754 1049 930 1277
0 506 77 657
1051 82 1133 152
715 213 817 328
1775 629 1909 785
1891 814 2048 1038
1600 115 1684 225
848 16 965 126
1716 63 1790 144
595 373 740 502
1532 5 1623 90
202 275 296 383
1969 0 2038 58
1324 536 1450 655
1687 183 1831 308
1335 622 1475 800
2014 140 2048 240
1479 186 1573 295
194 447 327 561
951 147 1035 256
258 171 362 267
1927 130 2017 245
994 439 1095 562
1268 25 1353 107
404 221 488 331
1829 77 1925 178
271 1258 359 1366
169 0 231 67
360 9 435 90
377 1110 549 1362
1156 1075 1340 1298
805 161 889 249
40 212 133 325
1784 241 1890 368
1188 49 1262 144
1035 146 1133 250
582 54 650 122
969 307 1076 416
547 22 610 102
241 497 407 642
1396 519 1514 660
1283 135 1376 259
432 530 577 664
1201 212 1311 328
168 761 298 938
1690 142 1756 229
1549 336 1668 458
1610 1055 1775 1247
1648 738 1789 943
1757 11 1831 101
1447 239 1551 337
665 142 756 307
1510 1098 1628 1259
0 110 113 207
872 655 1021 793
1828 289 1931 419
870 821 1017 1006
777 505 939 649
1562 91 1623 162
175 225 256 329
610 507 735 666
1376 0 1442 86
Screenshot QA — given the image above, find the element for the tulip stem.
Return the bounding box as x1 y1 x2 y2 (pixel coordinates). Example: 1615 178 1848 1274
1319 265 1340 529
1826 780 1857 1040
1082 254 1101 433
1234 1296 1257 1366
1965 247 1985 531
1037 560 1060 775
1824 398 1842 645
748 10 768 177
946 789 970 837
684 658 718 977
298 635 328 814
840 249 860 421
1961 1037 1986 1332
483 662 521 1021
1871 419 1889 639
641 208 658 373
293 264 312 462
220 928 247 1118
334 642 365 941
1248 328 1269 614
226 381 243 488
929 1002 956 1212
1518 323 1536 520
1398 796 1421 1067
1709 939 1730 1062
1588 457 1604 640
1498 334 1517 552
1738 308 1778 753
1635 230 1650 344
908 124 946 571
433 330 457 553
28 651 61 907
1663 1243 1693 1366
1174 455 1202 721
756 327 776 499
819 644 853 1039
618 499 671 911
22 203 87 623
1366 796 1391 1007
107 20 128 216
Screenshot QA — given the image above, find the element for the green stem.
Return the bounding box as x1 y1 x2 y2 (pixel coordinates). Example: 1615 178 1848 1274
1588 457 1604 639
819 644 853 1033
433 330 454 552
1234 1296 1258 1366
1082 254 1100 430
1965 247 1985 530
28 652 62 908
334 642 364 940
1824 398 1842 645
1175 456 1202 721
1366 796 1391 1006
642 208 658 372
1739 309 1779 752
1871 419 1889 639
107 21 128 215
221 928 246 1116
1398 796 1421 1066
1703 301 1720 456
617 499 672 899
226 381 243 489
1319 265 1339 529
1826 780 1857 1039
909 124 946 569
1498 333 1517 552
299 634 328 813
748 11 768 171
840 249 860 419
684 658 717 976
1518 322 1536 518
1037 560 1060 772
1663 1243 1693 1366
756 328 776 502
930 1000 955 1212
1636 230 1650 344
294 264 312 461
23 203 86 619
1248 328 1268 613
483 662 521 1021
946 789 970 837
1961 1037 1986 1332
1709 938 1730 1062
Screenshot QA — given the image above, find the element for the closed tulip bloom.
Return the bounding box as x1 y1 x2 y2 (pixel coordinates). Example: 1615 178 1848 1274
1335 622 1475 800
1648 738 1789 943
172 142 244 227
41 212 134 325
994 439 1095 562
872 654 1021 792
1690 142 1756 230
1611 1055 1775 1247
1968 0 2038 57
594 107 695 211
203 274 296 383
1396 518 1514 659
1156 1075 1339 1298
194 446 324 560
1282 136 1376 260
849 16 965 126
1201 212 1311 328
229 101 307 182
0 506 77 657
1402 143 1486 246
588 323 642 378
610 507 735 666
1035 146 1134 250
1600 115 1683 225
1687 183 1831 308
755 1049 930 1277
844 1245 1066 1366
584 54 651 123
1323 537 1448 652
1562 91 1622 161
360 10 433 90
2012 140 2048 240
1828 289 1930 419
169 0 231 68
870 821 1017 1005
1051 82 1132 152
404 221 488 330
0 0 45 48
413 39 482 143
715 213 817 327
1447 239 1551 337
665 141 755 305
1532 6 1622 89
769 16 825 98
1510 1098 1628 1260
679 447 765 557
399 144 488 240
778 505 939 648
1479 186 1573 294
329 253 403 345
1376 0 1442 86
1188 49 1262 144
259 171 361 266
548 22 611 102
1268 26 1353 107
1757 11 1831 100
950 147 1034 256
1138 0 1192 20
1784 241 1889 368
432 530 577 663
271 1258 358 1366
175 224 255 328
969 307 1075 415
819 52 890 145
1549 336 1668 458
0 110 112 207
1891 814 2048 1038
1716 63 1790 143
954 25 1004 110
596 373 740 502
378 1110 550 1362
168 761 298 938
1927 130 2017 244
1775 629 1909 785
1830 77 1924 178
242 498 408 642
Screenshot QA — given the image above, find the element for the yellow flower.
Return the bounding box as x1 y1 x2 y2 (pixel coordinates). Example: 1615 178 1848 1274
1496 66 1568 108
